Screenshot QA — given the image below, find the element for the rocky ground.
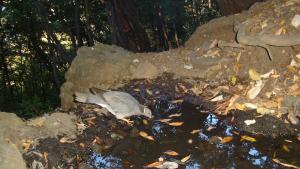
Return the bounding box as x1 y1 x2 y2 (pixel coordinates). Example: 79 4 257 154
1 0 300 168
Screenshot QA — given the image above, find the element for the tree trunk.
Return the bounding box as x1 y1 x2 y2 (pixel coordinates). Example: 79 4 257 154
105 0 150 52
74 0 84 47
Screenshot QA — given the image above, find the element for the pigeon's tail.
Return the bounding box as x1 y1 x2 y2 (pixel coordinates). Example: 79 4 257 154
74 92 89 103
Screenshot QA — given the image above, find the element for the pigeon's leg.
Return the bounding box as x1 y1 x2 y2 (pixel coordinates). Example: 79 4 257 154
120 118 134 126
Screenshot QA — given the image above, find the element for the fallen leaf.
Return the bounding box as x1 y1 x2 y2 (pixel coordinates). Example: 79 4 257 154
93 136 103 145
43 152 48 163
232 131 240 135
230 76 237 85
244 119 256 126
59 137 76 143
260 69 275 78
168 122 184 126
159 161 179 169
287 65 297 73
79 143 85 148
170 99 184 104
240 135 256 142
246 80 265 99
220 136 233 144
158 119 172 123
275 27 284 35
282 145 290 152
257 107 275 115
273 158 300 169
190 129 201 134
144 161 163 168
249 69 261 81
234 103 246 110
210 95 224 102
22 140 33 152
244 103 257 109
164 150 179 156
139 131 155 141
181 155 191 163
168 113 182 118
207 126 215 131
143 119 149 125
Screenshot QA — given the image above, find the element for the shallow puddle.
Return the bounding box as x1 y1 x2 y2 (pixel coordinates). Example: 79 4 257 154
88 101 300 169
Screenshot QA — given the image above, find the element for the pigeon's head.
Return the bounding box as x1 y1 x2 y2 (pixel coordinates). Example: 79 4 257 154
142 107 152 118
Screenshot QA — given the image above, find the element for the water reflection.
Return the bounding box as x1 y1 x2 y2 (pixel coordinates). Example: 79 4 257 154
90 153 122 169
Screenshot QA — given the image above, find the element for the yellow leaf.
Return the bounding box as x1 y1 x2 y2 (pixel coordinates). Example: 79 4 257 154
240 135 256 142
164 150 179 156
230 76 237 85
220 136 233 144
181 155 191 163
143 119 149 125
139 131 155 141
282 145 290 152
234 103 246 110
144 161 163 168
249 69 261 81
168 122 184 126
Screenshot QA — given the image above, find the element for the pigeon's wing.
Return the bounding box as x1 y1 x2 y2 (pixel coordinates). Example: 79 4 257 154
74 91 108 108
103 91 141 118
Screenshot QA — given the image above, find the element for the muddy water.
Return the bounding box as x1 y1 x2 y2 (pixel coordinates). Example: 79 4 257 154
88 101 300 169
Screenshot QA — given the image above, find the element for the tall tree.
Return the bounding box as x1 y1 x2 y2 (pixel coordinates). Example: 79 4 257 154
105 0 150 52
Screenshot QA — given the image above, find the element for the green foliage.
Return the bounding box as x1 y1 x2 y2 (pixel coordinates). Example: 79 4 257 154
17 96 53 119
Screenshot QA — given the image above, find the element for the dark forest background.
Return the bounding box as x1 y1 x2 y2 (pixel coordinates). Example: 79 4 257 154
0 0 262 118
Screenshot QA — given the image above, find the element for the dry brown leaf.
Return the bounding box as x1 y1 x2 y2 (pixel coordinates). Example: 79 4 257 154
168 122 184 127
139 131 155 141
94 136 103 145
240 135 256 142
275 27 285 35
164 150 179 156
289 83 299 92
22 140 33 152
220 136 233 144
158 119 172 123
59 137 76 143
181 155 191 163
287 65 298 73
232 131 240 135
272 159 300 169
170 99 184 103
234 103 246 110
190 129 201 134
144 161 163 168
168 113 182 118
79 143 85 148
43 152 48 163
